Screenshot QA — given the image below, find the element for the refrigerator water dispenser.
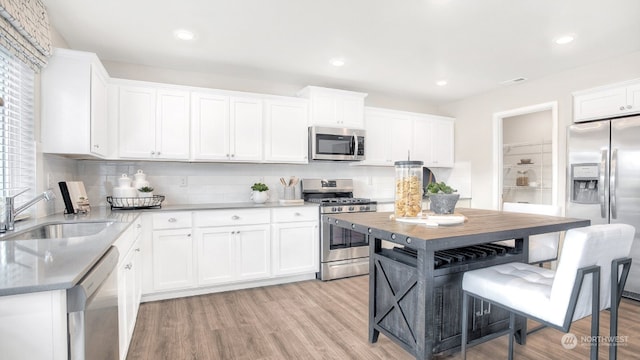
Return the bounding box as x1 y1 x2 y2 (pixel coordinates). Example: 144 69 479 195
570 163 599 204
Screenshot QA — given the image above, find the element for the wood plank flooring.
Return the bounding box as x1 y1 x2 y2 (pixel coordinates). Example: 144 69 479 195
127 276 640 359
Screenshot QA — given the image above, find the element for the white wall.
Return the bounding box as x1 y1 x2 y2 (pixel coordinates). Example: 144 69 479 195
439 50 640 210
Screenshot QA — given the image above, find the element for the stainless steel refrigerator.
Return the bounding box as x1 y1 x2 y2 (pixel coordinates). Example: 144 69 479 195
567 114 640 300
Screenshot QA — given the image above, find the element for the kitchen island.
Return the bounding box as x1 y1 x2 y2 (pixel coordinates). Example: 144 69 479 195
325 208 590 360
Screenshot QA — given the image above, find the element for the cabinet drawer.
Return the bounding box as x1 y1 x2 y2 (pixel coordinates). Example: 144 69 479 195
271 207 318 222
194 209 270 227
152 212 192 230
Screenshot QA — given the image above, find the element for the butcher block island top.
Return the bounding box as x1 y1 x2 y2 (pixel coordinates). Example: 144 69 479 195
325 208 590 360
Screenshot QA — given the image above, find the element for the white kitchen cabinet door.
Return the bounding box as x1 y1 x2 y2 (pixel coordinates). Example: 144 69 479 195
412 116 433 164
574 87 628 122
263 98 309 163
151 229 195 291
118 85 157 159
90 65 109 157
390 116 414 162
627 83 640 113
0 290 67 360
156 89 190 159
429 118 454 167
41 48 110 158
364 109 393 165
236 225 271 280
191 92 230 160
298 86 367 128
118 236 140 360
195 227 236 285
271 221 318 276
230 96 263 161
340 96 366 128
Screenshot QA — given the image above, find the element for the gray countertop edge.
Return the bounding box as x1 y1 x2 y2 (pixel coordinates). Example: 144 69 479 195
0 202 319 297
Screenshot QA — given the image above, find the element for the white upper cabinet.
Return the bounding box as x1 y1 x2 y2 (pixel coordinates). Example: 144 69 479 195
574 79 640 122
116 81 190 160
298 86 367 128
364 107 454 167
263 97 309 163
191 91 263 162
41 48 110 158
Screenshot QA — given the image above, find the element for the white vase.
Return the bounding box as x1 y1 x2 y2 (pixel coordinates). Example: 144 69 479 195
250 191 269 204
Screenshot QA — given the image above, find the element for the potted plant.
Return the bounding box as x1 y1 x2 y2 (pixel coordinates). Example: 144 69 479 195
137 186 154 198
425 181 459 214
250 182 269 204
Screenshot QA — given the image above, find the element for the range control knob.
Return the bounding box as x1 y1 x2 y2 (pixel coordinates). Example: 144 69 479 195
360 206 369 211
348 206 355 211
337 207 343 212
331 207 338 212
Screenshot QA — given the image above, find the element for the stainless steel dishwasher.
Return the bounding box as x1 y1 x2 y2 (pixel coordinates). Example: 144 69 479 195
67 246 120 360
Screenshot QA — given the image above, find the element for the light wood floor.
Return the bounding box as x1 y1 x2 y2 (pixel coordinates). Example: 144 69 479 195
127 276 640 359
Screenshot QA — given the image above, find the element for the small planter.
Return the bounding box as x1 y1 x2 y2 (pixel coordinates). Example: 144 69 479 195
428 193 460 214
251 191 269 204
138 191 153 198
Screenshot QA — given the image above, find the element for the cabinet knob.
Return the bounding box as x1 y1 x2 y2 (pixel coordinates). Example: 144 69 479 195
157 151 161 155
620 106 626 110
627 105 633 110
135 248 141 252
232 215 240 220
168 217 177 222
136 224 142 229
151 151 156 155
187 233 191 237
226 154 230 158
125 263 132 270
231 154 235 158
94 144 100 148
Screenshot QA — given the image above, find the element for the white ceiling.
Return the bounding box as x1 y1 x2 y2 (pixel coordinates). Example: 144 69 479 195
42 0 640 104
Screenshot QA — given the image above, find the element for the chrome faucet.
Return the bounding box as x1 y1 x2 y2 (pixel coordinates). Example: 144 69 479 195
4 189 55 231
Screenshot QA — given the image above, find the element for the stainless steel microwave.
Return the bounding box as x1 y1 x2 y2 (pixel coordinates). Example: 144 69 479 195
309 126 365 161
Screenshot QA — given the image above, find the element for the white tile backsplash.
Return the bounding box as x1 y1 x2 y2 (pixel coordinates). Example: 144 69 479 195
58 159 472 208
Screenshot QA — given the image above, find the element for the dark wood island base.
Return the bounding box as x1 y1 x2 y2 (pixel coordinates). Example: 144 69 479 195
326 208 590 360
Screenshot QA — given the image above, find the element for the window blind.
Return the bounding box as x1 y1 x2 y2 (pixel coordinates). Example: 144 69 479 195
0 47 35 203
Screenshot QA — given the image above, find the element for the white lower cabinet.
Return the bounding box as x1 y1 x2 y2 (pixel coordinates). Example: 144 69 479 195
152 228 195 291
195 209 271 286
196 224 271 285
0 290 67 360
114 217 143 360
142 206 319 301
271 207 319 276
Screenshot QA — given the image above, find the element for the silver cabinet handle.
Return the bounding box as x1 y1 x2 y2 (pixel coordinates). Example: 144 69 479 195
168 217 177 223
232 215 240 220
611 148 618 219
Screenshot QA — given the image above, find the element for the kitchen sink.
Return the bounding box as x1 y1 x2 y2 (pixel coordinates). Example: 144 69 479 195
2 221 114 240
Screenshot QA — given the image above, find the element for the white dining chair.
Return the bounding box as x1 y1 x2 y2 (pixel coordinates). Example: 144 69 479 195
496 202 562 264
461 223 634 360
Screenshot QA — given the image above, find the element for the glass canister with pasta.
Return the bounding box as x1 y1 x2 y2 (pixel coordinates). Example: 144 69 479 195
394 161 424 218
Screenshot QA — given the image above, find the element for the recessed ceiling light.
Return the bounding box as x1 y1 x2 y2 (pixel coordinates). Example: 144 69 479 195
174 29 195 41
330 58 345 67
555 35 575 45
436 80 448 86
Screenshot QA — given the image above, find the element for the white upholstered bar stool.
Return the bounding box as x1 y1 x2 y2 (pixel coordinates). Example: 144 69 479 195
497 202 562 264
461 224 634 360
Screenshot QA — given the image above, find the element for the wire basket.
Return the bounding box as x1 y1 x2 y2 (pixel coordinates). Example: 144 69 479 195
107 195 165 210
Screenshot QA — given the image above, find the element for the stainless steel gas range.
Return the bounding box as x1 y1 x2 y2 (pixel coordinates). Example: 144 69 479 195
301 179 377 281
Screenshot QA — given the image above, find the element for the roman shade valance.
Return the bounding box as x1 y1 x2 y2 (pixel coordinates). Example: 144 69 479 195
0 0 51 71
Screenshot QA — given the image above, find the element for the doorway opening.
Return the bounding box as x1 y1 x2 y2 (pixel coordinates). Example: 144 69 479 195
492 102 558 210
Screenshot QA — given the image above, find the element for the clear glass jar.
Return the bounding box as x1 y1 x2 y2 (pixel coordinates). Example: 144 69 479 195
394 161 424 218
516 170 529 186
